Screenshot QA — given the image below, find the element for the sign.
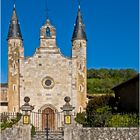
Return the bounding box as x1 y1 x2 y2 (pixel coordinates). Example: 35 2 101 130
23 115 30 124
64 115 71 124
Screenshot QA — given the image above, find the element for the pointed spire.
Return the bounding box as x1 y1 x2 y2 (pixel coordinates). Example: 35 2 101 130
7 5 22 40
72 6 87 41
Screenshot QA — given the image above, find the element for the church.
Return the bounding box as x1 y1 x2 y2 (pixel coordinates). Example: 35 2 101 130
1 4 88 115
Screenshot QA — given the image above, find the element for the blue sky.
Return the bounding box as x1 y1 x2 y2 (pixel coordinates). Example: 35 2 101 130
1 0 139 82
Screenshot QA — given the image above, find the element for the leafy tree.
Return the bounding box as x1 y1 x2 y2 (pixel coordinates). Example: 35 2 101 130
87 68 137 94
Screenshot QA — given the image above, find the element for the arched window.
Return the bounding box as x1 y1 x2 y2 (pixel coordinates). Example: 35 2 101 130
46 27 50 37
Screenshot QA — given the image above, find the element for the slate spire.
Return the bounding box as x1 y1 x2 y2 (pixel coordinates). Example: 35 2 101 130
72 6 87 41
7 5 22 40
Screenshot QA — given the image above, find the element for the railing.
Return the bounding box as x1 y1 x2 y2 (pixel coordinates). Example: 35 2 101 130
0 112 19 122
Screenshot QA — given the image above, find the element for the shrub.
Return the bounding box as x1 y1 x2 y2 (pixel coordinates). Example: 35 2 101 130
75 112 87 126
31 124 36 136
106 113 139 127
87 106 112 127
0 113 22 130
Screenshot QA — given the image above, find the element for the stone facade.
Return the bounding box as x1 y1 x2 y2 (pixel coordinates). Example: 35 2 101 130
0 84 8 113
6 7 87 115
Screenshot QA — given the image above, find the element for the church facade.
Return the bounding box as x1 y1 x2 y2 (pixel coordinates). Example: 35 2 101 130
4 5 88 114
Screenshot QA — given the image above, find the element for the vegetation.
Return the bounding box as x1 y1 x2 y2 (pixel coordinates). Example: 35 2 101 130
75 95 139 127
87 68 137 94
0 113 22 130
106 113 139 127
31 124 36 136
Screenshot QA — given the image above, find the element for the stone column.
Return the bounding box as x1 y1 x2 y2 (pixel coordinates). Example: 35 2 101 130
60 96 75 140
20 96 34 140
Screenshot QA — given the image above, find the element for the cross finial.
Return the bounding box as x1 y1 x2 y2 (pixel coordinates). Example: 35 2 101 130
45 0 50 19
13 0 16 7
78 0 81 8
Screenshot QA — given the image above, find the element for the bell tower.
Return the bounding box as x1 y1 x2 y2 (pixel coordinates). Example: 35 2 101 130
7 5 24 112
72 5 87 112
38 19 59 53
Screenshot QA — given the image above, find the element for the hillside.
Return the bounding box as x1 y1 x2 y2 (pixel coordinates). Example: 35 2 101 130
87 68 138 94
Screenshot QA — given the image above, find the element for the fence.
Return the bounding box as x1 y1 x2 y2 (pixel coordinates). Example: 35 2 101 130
31 111 64 132
0 112 21 122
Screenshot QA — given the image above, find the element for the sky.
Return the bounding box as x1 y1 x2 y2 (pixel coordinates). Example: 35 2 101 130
1 0 139 83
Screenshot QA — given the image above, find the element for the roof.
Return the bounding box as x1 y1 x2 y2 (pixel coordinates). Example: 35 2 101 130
112 74 139 90
72 6 87 41
7 6 22 40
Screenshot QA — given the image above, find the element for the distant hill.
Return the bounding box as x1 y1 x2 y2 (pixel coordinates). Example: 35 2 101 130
87 68 138 94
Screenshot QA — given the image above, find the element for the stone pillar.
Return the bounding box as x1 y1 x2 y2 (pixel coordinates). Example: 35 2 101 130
60 96 75 140
20 96 34 140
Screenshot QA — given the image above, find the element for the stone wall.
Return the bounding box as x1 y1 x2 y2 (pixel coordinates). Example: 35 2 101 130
64 125 139 140
0 122 31 140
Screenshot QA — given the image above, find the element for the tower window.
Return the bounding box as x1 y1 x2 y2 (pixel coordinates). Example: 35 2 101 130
13 84 16 91
46 27 50 37
14 107 16 112
80 107 82 113
79 85 82 91
13 64 16 69
79 64 82 70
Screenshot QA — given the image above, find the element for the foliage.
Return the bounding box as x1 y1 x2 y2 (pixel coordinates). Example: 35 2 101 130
75 94 139 127
0 113 22 130
86 106 112 127
31 124 36 136
87 68 137 79
86 95 114 111
87 68 137 94
106 113 139 127
75 96 112 126
75 112 87 126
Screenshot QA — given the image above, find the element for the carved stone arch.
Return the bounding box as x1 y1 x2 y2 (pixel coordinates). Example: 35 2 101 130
39 104 58 113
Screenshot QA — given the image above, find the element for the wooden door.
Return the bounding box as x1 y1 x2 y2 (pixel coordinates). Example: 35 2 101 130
42 108 55 130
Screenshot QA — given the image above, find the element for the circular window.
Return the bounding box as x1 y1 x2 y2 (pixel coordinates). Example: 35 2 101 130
45 79 52 86
42 76 54 89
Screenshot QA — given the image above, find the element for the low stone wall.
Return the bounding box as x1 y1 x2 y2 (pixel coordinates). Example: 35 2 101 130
64 125 139 140
0 121 31 140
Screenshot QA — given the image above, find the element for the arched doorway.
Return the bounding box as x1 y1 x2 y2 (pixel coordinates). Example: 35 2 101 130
42 107 55 130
